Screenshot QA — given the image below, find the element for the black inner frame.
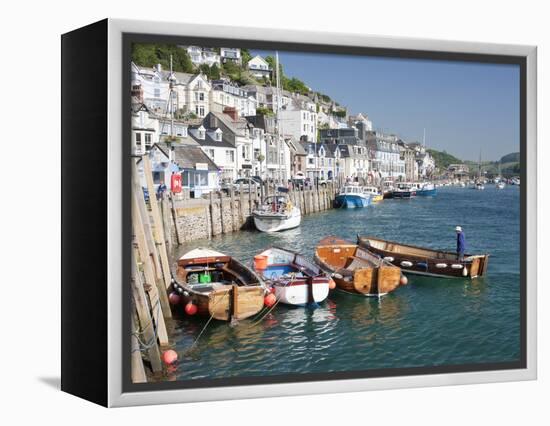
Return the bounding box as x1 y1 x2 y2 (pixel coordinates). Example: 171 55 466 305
122 32 527 394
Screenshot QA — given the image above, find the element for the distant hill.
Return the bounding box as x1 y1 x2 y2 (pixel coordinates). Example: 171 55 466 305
426 149 462 170
500 152 519 163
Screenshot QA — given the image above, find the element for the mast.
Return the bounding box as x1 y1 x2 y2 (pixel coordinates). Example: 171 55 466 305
275 51 282 184
169 55 175 138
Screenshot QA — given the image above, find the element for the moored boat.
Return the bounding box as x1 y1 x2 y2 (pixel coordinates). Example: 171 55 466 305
363 186 384 202
415 182 437 196
314 236 403 296
357 236 490 279
381 179 395 199
254 247 331 306
252 193 301 232
174 248 267 321
334 185 371 208
392 182 417 198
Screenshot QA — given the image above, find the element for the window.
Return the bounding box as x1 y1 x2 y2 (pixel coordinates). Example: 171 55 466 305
226 150 235 163
207 149 215 159
182 171 189 187
304 124 307 132
135 133 142 144
308 158 314 165
145 133 152 147
152 171 164 185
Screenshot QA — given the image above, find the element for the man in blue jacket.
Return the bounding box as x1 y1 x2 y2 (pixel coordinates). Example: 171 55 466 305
456 226 466 261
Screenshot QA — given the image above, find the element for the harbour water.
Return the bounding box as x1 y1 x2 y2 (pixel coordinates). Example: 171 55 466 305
166 185 521 381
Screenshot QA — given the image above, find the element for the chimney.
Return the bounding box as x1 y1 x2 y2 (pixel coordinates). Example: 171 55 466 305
223 106 239 121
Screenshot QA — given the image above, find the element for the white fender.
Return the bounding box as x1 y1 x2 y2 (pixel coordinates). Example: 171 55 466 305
462 267 468 277
435 263 447 268
383 256 395 262
401 261 413 267
332 273 343 280
451 264 463 269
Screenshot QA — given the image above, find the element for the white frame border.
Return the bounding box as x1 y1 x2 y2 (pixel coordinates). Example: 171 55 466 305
106 18 537 407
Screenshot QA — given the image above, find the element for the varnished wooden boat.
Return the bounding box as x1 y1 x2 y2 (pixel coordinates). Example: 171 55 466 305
314 236 402 296
175 248 266 321
357 236 489 279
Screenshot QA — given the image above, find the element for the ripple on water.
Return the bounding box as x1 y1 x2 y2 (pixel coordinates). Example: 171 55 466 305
166 186 521 381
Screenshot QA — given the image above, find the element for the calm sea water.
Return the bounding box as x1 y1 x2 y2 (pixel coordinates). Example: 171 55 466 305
163 185 521 381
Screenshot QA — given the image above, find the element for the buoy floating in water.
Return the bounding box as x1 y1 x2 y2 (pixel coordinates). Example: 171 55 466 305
400 275 408 286
184 302 198 316
264 293 276 307
162 349 178 365
328 278 337 290
168 292 181 305
462 267 468 277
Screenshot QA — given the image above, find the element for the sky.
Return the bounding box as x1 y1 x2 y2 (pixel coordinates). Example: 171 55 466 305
252 49 520 161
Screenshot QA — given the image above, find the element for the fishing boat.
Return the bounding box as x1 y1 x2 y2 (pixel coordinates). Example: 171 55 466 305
252 193 301 232
314 236 403 296
473 181 485 190
334 185 371 208
381 179 395 199
415 182 437 196
363 186 384 202
496 181 505 189
357 236 490 279
253 247 331 306
174 248 266 321
392 182 417 198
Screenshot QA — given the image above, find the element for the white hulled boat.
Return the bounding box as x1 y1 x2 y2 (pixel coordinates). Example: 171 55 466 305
253 194 301 232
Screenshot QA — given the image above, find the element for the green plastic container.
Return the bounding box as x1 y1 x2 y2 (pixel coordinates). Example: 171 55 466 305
199 272 212 283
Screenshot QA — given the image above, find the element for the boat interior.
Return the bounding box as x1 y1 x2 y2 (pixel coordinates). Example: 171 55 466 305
316 244 381 271
260 248 318 280
177 257 259 294
364 238 463 261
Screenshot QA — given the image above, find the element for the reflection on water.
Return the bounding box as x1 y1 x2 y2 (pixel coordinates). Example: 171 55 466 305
163 186 521 381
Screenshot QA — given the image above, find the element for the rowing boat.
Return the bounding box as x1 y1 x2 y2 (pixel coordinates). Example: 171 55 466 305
314 236 403 296
254 247 331 306
175 248 266 321
357 236 489 279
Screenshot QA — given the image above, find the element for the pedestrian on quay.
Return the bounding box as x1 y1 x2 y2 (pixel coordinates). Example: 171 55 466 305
455 226 466 261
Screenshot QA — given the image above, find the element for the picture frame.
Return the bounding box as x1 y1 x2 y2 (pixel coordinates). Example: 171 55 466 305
61 18 537 407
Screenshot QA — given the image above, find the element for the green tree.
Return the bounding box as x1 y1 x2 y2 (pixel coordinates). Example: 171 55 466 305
210 63 221 80
131 43 193 73
241 48 252 64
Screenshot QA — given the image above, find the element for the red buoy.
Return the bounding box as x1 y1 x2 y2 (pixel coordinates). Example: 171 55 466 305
400 275 408 286
168 292 181 305
328 279 337 290
184 302 198 315
162 349 178 365
264 293 276 308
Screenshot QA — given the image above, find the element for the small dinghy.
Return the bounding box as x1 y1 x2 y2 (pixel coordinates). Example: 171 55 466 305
253 247 331 307
314 236 403 296
174 248 267 321
357 236 490 279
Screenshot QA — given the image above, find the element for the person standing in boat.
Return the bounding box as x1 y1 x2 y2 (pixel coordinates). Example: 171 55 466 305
456 226 466 261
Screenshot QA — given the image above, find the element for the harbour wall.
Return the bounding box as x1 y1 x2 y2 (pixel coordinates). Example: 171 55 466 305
168 183 338 244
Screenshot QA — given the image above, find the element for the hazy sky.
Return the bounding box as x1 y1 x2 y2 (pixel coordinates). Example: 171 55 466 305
253 50 520 161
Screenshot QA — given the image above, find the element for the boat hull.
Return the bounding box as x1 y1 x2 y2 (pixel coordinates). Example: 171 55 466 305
253 207 301 232
334 194 370 208
357 236 490 279
416 188 437 196
392 190 416 198
256 247 330 306
314 236 402 296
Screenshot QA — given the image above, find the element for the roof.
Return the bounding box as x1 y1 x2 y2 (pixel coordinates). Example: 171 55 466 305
188 127 236 148
170 145 220 172
133 63 204 87
207 111 251 137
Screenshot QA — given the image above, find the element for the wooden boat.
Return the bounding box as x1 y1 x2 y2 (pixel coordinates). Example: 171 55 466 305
314 236 403 296
252 194 301 232
175 248 266 321
254 247 331 306
357 236 490 279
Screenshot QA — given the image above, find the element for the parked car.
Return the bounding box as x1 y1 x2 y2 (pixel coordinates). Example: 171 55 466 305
222 177 262 194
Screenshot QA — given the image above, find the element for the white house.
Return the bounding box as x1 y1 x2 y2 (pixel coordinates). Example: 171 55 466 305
189 125 237 181
131 103 159 155
366 131 406 180
210 80 257 117
279 95 318 143
185 46 221 67
247 55 272 79
220 47 241 64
